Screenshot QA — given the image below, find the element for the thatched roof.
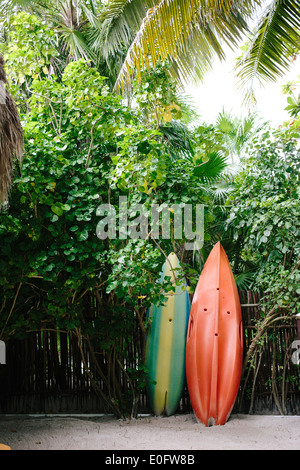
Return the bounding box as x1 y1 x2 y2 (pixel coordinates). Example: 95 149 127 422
0 55 24 204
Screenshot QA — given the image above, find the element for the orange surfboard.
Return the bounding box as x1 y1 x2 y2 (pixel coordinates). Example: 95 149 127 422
186 242 243 426
0 444 11 450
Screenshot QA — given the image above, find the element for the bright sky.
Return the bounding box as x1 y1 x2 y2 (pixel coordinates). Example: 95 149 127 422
186 46 300 127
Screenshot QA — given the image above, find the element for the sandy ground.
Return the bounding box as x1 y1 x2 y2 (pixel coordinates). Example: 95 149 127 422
0 413 299 451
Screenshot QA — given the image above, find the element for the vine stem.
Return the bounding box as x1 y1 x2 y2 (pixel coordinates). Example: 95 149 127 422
149 232 178 280
242 307 276 374
0 281 22 340
249 346 263 414
243 312 294 374
74 327 122 418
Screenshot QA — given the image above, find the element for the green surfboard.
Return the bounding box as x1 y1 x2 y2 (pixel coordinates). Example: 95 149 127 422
145 252 190 416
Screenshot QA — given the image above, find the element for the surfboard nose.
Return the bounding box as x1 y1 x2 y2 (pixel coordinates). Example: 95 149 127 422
0 444 11 450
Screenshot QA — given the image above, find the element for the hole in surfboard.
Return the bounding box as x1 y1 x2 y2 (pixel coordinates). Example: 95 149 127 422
169 318 172 322
204 308 207 311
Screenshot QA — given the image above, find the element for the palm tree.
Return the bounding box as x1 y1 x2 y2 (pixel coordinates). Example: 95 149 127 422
0 55 24 204
4 1 300 98
100 0 300 107
100 0 260 92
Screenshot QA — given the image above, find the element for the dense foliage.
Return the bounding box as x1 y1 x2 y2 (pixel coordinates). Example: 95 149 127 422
0 12 224 416
0 8 299 417
226 127 300 362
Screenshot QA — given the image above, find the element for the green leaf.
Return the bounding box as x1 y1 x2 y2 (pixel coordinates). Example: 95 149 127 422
78 230 89 241
51 205 64 216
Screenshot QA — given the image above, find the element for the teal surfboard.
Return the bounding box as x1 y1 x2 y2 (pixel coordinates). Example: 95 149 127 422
145 252 190 416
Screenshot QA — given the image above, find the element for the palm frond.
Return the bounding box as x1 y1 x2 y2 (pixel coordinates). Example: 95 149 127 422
47 0 98 63
176 93 201 126
215 108 266 160
159 120 195 159
193 151 228 182
215 110 236 135
234 270 255 291
210 180 236 202
98 0 155 58
110 0 259 92
58 23 94 60
236 0 300 104
0 0 46 9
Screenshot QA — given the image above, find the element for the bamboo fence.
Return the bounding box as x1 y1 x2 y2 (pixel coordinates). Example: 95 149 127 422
0 291 299 415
